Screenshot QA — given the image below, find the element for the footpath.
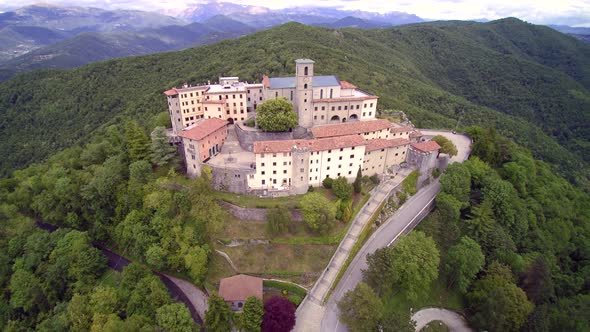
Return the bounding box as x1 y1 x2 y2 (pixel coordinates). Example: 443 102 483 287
295 169 412 331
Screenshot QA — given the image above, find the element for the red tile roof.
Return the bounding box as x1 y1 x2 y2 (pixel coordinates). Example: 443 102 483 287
365 138 409 152
311 119 392 138
313 96 378 103
219 275 263 301
163 88 178 96
409 130 424 138
178 118 227 141
340 80 357 89
411 141 441 153
262 75 270 88
390 125 413 133
253 135 365 154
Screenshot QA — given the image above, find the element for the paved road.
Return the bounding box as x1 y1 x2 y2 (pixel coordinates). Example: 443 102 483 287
320 180 441 332
35 221 206 326
412 308 473 332
420 129 472 163
294 131 471 332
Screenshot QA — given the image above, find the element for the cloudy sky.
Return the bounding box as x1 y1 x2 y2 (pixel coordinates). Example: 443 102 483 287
2 0 589 26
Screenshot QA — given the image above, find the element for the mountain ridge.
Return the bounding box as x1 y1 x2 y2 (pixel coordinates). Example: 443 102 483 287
0 19 588 189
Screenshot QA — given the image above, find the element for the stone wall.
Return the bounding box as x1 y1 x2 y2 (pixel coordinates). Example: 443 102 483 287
210 166 252 194
235 124 303 151
219 201 303 222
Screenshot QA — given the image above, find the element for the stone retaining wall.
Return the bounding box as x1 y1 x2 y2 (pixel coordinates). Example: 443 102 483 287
219 201 303 222
210 166 252 194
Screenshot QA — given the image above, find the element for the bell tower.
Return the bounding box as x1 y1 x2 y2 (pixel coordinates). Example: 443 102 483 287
295 59 314 128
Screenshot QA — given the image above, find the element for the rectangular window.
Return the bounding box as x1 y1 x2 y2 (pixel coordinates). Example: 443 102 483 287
283 170 287 174
262 180 265 185
273 170 277 175
273 162 277 166
350 155 354 158
261 163 265 167
262 171 266 175
300 168 304 173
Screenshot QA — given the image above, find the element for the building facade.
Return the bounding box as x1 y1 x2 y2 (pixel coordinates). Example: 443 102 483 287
262 59 379 128
178 118 228 178
166 59 436 195
165 79 262 134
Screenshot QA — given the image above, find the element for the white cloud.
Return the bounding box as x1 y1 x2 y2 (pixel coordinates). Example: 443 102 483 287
1 0 588 26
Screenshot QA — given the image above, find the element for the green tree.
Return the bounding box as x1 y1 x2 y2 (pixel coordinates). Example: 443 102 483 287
9 268 42 312
124 120 150 162
67 294 92 332
151 126 177 167
354 167 362 193
146 245 167 270
240 296 263 332
445 236 485 293
300 192 336 234
332 176 353 200
381 309 416 332
467 274 534 332
204 294 232 332
432 135 458 157
183 245 209 284
362 246 395 295
156 303 196 332
440 163 471 208
255 98 298 132
90 286 119 315
266 206 290 235
364 231 440 301
337 282 383 332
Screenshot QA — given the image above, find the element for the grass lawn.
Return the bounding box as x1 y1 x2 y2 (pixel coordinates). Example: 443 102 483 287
382 277 465 315
204 251 235 290
98 268 120 288
420 320 450 332
218 216 267 240
219 243 336 278
215 187 335 209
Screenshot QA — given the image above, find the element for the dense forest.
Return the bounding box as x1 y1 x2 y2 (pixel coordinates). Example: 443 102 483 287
339 127 590 331
0 18 589 190
0 16 589 331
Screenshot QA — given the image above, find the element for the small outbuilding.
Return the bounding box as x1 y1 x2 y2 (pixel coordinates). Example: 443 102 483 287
218 274 263 312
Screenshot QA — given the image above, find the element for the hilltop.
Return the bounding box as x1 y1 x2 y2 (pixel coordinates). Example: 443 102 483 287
0 18 589 188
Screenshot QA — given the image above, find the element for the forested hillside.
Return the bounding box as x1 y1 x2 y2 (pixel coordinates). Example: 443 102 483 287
352 127 590 331
0 18 589 189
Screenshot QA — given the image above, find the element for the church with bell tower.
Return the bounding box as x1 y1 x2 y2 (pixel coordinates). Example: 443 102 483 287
262 59 379 129
295 59 315 128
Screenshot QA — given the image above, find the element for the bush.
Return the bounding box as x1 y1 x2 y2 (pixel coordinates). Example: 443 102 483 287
266 206 291 235
398 191 408 205
432 168 441 178
308 185 314 192
322 177 333 189
369 174 380 185
244 117 255 127
288 295 302 306
332 176 353 200
338 199 353 222
402 170 420 195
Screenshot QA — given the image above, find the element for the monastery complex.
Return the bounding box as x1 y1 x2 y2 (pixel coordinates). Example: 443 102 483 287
164 59 441 195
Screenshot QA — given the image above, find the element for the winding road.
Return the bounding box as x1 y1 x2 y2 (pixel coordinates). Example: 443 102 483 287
35 221 208 326
295 130 471 332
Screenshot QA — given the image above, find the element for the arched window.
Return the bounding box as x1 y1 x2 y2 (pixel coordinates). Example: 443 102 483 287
330 89 333 98
304 66 308 75
304 84 308 89
320 89 323 99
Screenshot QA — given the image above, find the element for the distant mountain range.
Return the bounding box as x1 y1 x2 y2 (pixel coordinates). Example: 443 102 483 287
163 2 424 28
0 2 588 82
